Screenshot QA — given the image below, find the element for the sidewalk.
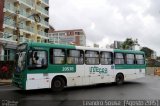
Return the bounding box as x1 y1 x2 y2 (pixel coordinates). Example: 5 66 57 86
0 79 12 86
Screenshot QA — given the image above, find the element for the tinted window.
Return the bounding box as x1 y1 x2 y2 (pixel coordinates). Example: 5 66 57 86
100 52 112 65
115 53 124 64
85 51 99 65
126 54 135 64
50 49 65 64
67 50 84 64
136 54 145 64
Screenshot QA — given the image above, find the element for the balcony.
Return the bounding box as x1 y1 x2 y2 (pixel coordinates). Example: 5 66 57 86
19 37 33 42
4 3 15 13
0 32 47 44
19 10 28 18
28 15 35 21
3 19 15 28
26 26 34 33
37 6 48 16
38 31 46 37
3 33 17 41
0 32 17 42
19 9 35 22
18 0 34 8
19 23 35 34
40 20 49 27
42 0 49 6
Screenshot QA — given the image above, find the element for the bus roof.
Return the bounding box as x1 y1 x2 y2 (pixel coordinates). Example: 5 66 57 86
27 42 76 49
23 42 144 54
25 42 113 51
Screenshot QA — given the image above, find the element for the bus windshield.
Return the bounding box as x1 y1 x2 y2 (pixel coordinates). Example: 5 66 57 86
15 44 27 72
28 50 47 69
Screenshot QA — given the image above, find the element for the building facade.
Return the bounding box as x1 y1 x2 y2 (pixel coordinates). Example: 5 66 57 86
113 41 123 49
94 43 99 48
47 29 86 46
111 40 141 50
151 51 157 60
0 0 49 61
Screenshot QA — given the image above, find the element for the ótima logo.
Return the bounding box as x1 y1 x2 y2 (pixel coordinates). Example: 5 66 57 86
89 66 107 74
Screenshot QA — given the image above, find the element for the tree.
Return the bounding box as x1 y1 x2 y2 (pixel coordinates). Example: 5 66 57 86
121 38 138 50
141 47 159 67
140 47 153 59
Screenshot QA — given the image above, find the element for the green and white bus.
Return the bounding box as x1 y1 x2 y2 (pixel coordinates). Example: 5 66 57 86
12 42 146 91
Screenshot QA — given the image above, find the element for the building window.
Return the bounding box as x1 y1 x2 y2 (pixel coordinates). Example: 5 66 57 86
4 49 13 61
75 32 80 35
53 33 58 36
59 32 66 36
126 54 135 64
85 50 99 65
67 50 84 64
100 52 112 65
50 49 65 64
115 53 124 64
75 31 83 35
136 54 145 64
4 49 9 61
68 32 72 35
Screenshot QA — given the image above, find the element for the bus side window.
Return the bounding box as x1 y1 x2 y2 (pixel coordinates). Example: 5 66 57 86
100 51 112 65
126 54 135 64
114 53 124 64
51 48 66 64
85 50 99 65
135 54 145 64
67 49 84 64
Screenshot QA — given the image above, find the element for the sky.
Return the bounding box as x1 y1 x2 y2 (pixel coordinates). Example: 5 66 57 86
49 0 160 56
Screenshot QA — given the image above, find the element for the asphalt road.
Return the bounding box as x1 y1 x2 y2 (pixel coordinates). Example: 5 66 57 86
0 75 160 106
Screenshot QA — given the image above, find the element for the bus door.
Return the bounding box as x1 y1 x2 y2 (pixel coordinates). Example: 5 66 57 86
66 49 84 86
28 50 49 88
84 51 100 85
97 51 114 83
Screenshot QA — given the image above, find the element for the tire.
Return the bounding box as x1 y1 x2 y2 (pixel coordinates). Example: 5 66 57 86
115 74 124 85
51 77 65 91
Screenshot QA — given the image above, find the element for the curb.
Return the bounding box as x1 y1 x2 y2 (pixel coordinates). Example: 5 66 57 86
0 79 12 86
0 82 11 86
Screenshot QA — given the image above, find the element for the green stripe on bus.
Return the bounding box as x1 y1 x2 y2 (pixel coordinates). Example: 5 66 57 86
48 65 76 73
115 65 146 69
114 49 144 54
26 65 76 74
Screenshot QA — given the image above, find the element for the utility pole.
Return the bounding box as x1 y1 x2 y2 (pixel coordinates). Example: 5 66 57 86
34 0 41 42
14 3 20 44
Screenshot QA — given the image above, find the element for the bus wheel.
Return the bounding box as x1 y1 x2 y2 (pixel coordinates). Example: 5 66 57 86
51 77 65 91
115 74 124 85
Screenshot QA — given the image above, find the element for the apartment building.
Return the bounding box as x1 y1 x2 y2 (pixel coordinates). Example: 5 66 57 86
0 0 49 61
47 29 86 46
